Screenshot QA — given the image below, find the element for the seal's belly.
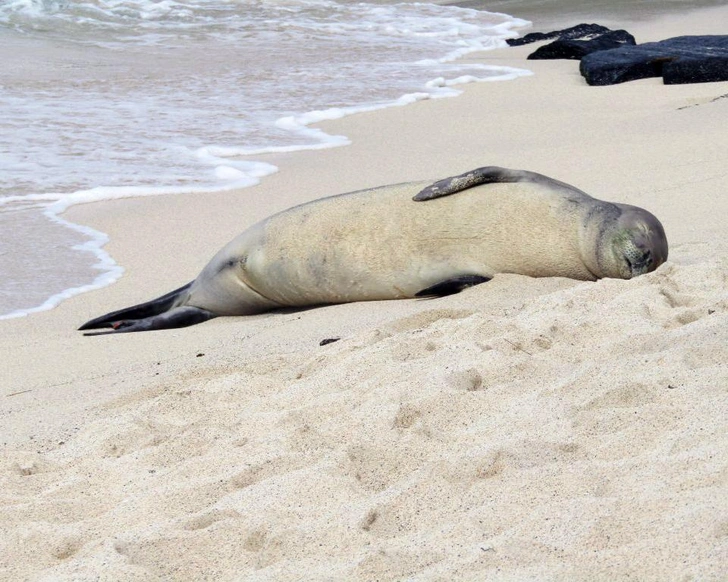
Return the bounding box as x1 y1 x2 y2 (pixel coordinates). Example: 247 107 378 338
237 181 592 306
242 188 460 305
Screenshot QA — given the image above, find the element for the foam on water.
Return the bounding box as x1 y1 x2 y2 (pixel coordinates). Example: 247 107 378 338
0 0 531 319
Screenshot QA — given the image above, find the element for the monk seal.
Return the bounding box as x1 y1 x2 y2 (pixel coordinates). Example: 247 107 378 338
79 166 668 334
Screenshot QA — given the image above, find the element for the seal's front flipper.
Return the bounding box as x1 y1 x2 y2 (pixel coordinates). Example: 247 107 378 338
413 166 517 201
81 306 216 335
415 275 491 298
413 166 581 201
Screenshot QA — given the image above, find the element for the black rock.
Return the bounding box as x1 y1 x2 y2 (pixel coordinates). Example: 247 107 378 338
507 23 611 47
663 55 728 84
528 30 636 60
580 35 728 85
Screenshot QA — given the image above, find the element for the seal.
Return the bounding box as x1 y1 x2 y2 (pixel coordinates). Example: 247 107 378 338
79 166 668 334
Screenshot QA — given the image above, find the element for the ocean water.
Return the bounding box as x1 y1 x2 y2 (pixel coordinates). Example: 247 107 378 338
0 0 530 319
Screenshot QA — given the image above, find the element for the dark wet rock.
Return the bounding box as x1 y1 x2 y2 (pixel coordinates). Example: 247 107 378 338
527 30 636 60
580 35 728 85
507 23 611 47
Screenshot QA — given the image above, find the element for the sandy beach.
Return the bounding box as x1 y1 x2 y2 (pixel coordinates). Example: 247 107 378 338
2 3 728 580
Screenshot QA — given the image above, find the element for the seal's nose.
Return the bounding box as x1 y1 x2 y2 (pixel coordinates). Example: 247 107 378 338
626 248 653 277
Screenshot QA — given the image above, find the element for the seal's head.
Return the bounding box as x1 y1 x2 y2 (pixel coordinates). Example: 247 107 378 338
606 204 668 279
581 202 668 280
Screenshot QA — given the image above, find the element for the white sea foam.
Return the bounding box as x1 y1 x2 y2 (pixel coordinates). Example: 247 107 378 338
0 157 279 321
0 0 531 319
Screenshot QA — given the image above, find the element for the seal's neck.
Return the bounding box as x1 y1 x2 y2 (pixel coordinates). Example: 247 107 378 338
578 204 623 280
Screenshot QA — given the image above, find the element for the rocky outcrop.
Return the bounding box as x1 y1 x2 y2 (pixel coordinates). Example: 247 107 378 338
506 23 612 47
506 24 611 46
527 29 636 60
580 35 728 85
508 23 728 85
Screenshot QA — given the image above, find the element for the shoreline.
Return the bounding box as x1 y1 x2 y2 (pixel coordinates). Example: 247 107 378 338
5 0 724 321
2 3 727 580
0 4 529 322
0 63 532 323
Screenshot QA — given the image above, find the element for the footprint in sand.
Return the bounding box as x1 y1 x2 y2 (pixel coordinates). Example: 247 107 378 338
181 509 240 531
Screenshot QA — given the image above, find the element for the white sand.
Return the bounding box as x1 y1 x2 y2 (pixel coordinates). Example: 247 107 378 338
2 5 727 580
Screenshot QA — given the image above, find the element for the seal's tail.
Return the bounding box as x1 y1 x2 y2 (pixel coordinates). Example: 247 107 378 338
78 282 215 335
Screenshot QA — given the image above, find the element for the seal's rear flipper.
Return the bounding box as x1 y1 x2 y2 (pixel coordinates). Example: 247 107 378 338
81 306 216 335
79 281 214 334
415 275 491 298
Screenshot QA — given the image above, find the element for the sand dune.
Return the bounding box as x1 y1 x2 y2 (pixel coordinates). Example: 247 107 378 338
3 258 727 580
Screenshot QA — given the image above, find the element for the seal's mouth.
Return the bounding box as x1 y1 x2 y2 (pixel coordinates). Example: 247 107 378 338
619 234 656 278
625 249 653 277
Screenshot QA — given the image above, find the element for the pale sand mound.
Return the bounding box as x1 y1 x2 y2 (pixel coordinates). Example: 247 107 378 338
2 257 726 580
